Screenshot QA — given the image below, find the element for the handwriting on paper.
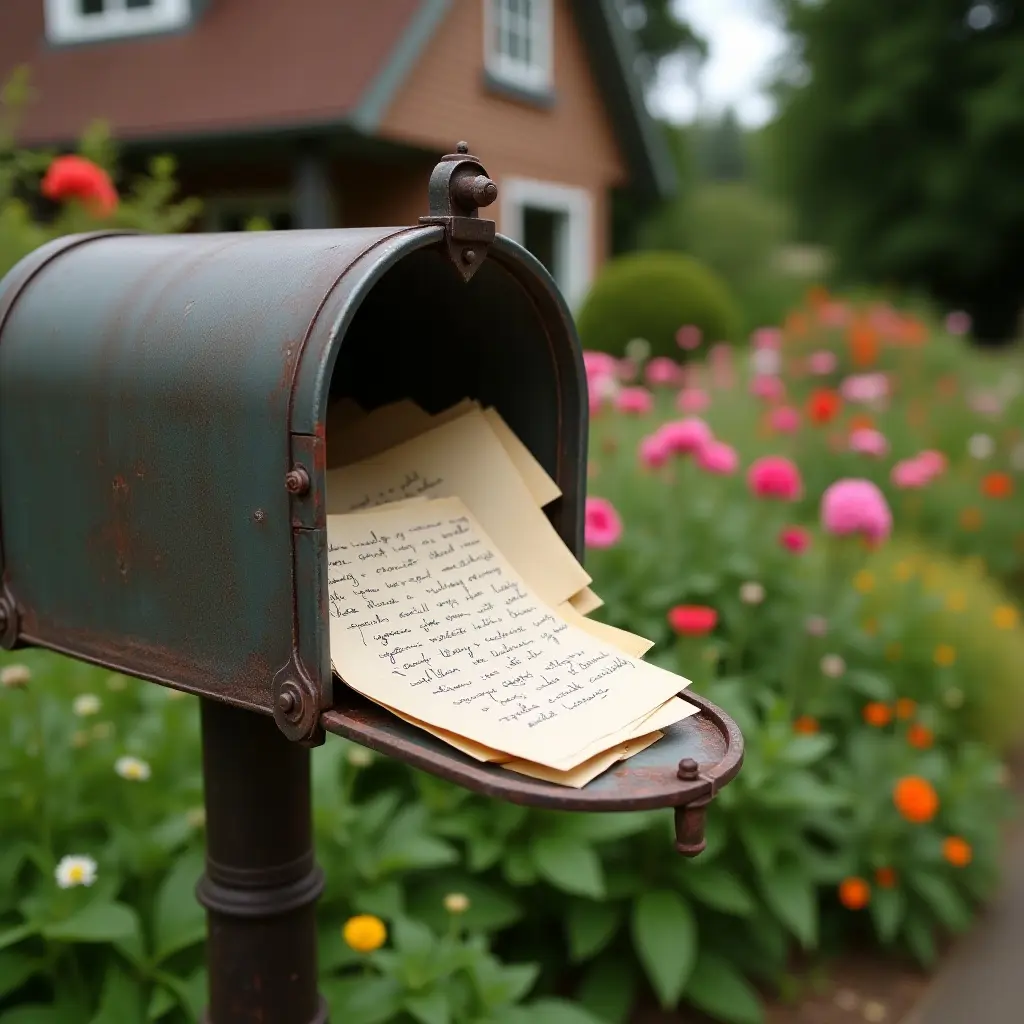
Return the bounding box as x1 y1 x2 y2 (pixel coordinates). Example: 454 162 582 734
327 498 684 769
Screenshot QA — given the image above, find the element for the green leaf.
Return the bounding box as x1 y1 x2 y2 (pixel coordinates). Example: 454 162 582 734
146 985 175 1022
322 976 403 1024
904 915 937 967
552 812 658 843
0 923 35 954
88 963 145 1024
870 886 905 944
408 877 522 934
527 997 606 1024
777 734 835 767
392 915 435 957
736 820 780 878
353 881 404 920
685 951 763 1024
683 866 756 917
576 954 636 1024
759 861 817 949
530 837 605 898
43 902 142 945
404 990 450 1024
0 1007 65 1024
567 900 622 962
844 671 893 701
630 890 697 1008
0 949 37 1000
153 849 206 961
910 875 974 933
758 772 849 812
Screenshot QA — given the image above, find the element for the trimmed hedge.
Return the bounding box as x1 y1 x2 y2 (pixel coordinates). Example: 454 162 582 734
576 251 741 358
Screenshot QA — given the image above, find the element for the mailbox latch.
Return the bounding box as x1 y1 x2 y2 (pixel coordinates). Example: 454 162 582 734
419 141 498 284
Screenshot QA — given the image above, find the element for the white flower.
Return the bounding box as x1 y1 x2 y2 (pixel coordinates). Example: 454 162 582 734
739 581 765 605
625 337 651 363
443 892 470 914
55 855 97 889
0 664 31 689
805 616 828 637
751 348 782 377
115 756 151 781
820 654 846 678
73 693 101 717
968 433 995 460
347 747 373 768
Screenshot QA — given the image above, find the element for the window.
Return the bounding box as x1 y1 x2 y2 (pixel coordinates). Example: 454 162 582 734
44 0 191 44
500 178 592 310
484 0 553 93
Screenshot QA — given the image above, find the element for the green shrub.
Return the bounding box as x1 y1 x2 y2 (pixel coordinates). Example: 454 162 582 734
575 251 741 358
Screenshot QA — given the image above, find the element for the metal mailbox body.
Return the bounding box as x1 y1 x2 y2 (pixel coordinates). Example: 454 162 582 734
0 223 587 738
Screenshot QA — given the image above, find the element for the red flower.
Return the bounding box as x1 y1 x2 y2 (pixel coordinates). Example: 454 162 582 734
807 388 842 425
667 605 717 637
41 155 118 217
779 525 811 554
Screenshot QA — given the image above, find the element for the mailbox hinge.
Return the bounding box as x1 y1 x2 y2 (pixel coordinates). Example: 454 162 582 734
419 142 498 284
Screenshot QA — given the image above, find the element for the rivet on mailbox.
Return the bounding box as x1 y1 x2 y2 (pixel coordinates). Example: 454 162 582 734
0 144 742 1024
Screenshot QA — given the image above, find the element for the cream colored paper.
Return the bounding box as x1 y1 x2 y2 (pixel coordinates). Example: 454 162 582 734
569 587 605 616
327 497 686 770
480 408 561 507
556 602 653 658
325 409 591 608
327 399 433 468
501 730 663 788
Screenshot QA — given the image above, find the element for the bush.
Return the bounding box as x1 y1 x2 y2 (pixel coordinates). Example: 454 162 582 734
575 251 741 358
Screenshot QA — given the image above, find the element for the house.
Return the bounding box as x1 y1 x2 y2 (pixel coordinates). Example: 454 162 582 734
1 0 675 309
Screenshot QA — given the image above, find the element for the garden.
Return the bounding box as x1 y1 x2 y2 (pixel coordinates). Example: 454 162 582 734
3 81 1024 1024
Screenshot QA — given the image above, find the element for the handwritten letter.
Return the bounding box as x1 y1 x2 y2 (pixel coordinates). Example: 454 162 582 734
327 497 688 770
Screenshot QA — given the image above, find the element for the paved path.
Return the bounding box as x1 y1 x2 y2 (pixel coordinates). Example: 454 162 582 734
903 822 1024 1024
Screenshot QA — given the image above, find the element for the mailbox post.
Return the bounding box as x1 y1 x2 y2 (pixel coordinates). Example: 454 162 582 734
0 144 742 1023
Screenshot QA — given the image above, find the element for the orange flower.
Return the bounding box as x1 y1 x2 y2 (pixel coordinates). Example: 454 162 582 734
937 375 958 398
838 877 870 910
807 285 830 309
942 837 973 868
807 388 842 425
960 507 982 531
849 320 880 368
907 723 934 750
793 715 820 735
895 698 917 720
982 473 1013 499
863 702 892 727
874 867 897 889
785 311 810 338
849 413 875 432
894 776 939 823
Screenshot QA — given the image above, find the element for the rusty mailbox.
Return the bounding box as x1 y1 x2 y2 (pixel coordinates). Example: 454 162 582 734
0 145 742 1024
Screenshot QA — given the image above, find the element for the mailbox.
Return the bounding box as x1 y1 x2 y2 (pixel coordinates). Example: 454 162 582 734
0 144 741 1023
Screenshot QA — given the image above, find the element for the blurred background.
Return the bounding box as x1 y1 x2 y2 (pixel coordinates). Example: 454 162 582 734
3 2 1024 1024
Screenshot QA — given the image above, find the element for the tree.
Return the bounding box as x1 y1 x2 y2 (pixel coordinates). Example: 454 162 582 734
694 108 749 181
767 0 1024 342
616 0 708 87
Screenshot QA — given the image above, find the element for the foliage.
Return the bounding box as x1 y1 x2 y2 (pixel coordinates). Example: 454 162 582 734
0 68 201 282
616 0 708 87
576 251 742 357
766 0 1024 342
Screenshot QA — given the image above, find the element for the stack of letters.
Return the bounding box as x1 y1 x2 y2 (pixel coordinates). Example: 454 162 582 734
325 398 698 788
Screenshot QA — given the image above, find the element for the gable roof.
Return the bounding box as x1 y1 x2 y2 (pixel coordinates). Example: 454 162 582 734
1 0 675 200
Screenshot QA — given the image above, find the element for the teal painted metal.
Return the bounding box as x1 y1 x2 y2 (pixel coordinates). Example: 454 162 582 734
0 223 587 733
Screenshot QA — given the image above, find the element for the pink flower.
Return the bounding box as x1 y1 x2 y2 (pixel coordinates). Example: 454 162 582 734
709 342 733 364
820 479 892 544
583 351 617 382
697 440 739 475
645 357 680 388
769 406 801 434
917 450 947 477
808 350 838 375
841 373 889 404
617 359 639 383
614 386 653 415
750 375 786 402
676 388 710 414
658 418 713 456
585 497 622 549
638 433 671 469
780 526 811 554
946 311 972 336
751 326 783 350
849 428 889 457
676 325 702 351
890 457 932 489
748 456 804 501
819 302 850 328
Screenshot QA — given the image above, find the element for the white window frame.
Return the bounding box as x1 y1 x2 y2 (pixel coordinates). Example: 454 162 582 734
44 0 190 44
500 177 593 311
483 0 554 93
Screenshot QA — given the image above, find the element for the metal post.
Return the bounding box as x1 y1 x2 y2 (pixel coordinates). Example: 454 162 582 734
196 699 328 1024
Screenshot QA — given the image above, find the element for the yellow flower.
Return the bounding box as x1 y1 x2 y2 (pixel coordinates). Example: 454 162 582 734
893 560 914 582
343 915 387 953
993 605 1019 630
853 570 875 594
934 644 957 667
945 591 966 613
